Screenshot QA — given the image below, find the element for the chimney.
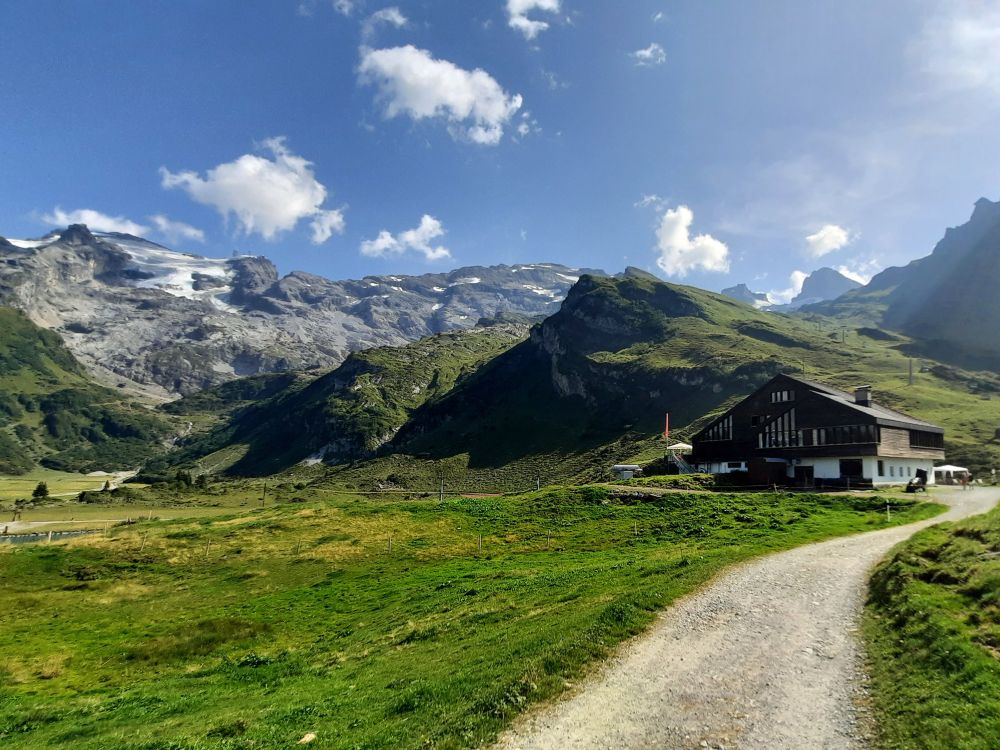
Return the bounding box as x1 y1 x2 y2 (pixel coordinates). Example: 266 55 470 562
854 385 872 407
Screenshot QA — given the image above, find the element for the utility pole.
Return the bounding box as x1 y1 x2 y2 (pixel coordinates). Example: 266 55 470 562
261 481 267 507
908 358 914 386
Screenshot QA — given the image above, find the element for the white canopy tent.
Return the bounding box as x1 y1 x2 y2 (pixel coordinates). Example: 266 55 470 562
934 465 970 484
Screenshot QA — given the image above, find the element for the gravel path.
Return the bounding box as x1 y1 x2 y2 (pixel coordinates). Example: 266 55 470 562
494 488 1000 750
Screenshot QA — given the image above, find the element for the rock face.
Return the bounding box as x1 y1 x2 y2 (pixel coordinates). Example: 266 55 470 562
789 267 861 308
0 224 601 395
721 283 771 309
803 197 1000 369
878 197 1000 367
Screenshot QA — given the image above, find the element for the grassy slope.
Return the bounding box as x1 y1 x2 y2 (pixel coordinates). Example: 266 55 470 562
155 324 525 477
0 487 941 750
373 274 1000 484
864 503 1000 749
0 307 172 474
148 273 1000 486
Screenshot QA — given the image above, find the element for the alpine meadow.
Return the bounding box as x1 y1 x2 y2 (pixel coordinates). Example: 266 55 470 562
3 3 1000 749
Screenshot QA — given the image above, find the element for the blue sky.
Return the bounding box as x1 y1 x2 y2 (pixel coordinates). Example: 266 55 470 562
2 1 999 300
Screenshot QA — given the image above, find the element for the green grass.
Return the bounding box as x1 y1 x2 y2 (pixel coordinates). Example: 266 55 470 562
0 469 125 501
864 503 1000 749
0 485 942 750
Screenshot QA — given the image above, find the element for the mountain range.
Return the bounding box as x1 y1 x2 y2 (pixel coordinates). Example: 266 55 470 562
0 224 599 396
721 267 862 310
2 197 1000 480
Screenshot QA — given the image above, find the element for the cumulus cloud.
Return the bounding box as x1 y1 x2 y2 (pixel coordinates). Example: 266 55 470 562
148 214 205 243
654 205 730 277
310 209 348 244
160 137 346 244
360 214 451 261
42 207 150 236
631 43 666 66
507 0 560 40
768 270 809 305
362 6 407 38
835 258 881 285
805 223 851 257
358 45 523 145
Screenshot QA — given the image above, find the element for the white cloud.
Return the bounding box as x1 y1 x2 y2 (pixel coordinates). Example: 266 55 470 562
913 2 1000 99
634 193 665 209
835 258 881 285
360 214 451 261
358 45 523 145
805 223 851 257
507 0 560 40
654 205 730 277
768 270 809 305
333 0 354 15
631 43 666 67
310 209 347 244
652 11 666 23
160 137 345 244
41 207 149 236
362 6 407 38
148 214 205 243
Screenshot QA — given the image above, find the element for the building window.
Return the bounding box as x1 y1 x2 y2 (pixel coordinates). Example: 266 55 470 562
727 462 743 469
890 466 895 477
703 414 732 442
770 389 795 403
878 460 884 477
910 430 944 449
759 408 798 448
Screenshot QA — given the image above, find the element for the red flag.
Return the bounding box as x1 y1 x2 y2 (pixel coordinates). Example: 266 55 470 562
664 413 669 439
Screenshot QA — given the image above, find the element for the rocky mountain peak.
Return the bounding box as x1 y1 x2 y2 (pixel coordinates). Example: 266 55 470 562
58 223 99 245
721 283 771 308
788 267 861 308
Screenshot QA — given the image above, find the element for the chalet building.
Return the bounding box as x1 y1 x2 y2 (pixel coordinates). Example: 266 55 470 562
690 374 945 487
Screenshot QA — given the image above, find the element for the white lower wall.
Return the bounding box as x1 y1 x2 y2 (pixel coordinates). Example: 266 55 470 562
868 456 937 485
791 456 937 484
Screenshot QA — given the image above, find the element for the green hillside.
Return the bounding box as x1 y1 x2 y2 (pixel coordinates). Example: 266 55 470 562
155 272 1000 488
0 307 172 474
386 272 1000 476
150 322 527 477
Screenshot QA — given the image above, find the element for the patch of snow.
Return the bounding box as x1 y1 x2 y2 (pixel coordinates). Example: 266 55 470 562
449 276 481 286
98 234 236 309
459 314 469 319
432 286 446 293
523 284 560 297
431 303 442 311
389 285 404 292
7 238 55 249
368 282 380 287
555 273 579 283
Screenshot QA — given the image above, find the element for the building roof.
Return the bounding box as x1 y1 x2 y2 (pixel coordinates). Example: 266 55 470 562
789 376 943 433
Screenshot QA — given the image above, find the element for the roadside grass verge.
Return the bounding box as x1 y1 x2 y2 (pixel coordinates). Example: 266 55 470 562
0 487 942 750
864 504 1000 749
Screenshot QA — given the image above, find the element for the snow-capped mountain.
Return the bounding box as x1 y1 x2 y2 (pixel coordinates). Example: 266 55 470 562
0 224 602 396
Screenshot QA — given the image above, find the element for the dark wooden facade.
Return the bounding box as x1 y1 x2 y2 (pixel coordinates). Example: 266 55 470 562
690 374 945 466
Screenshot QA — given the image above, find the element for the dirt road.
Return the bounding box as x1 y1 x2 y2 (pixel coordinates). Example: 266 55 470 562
494 488 1000 750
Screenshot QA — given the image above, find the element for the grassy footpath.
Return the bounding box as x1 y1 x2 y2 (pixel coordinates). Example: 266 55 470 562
864 503 1000 749
1 487 941 750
